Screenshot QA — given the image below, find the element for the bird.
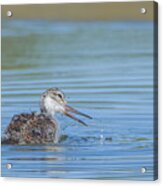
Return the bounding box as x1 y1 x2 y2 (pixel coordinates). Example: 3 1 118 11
2 88 92 145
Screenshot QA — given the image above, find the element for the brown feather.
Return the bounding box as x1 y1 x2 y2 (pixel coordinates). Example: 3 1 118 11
2 113 58 145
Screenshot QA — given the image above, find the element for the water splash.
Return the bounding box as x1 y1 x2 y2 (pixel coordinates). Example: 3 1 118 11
100 128 105 145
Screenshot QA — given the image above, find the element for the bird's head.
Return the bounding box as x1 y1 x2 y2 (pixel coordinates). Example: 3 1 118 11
40 88 92 126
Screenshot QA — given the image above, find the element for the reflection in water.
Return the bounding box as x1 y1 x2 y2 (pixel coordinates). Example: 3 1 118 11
2 20 154 180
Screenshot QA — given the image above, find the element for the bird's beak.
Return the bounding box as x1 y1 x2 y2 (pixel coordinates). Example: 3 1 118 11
64 105 92 126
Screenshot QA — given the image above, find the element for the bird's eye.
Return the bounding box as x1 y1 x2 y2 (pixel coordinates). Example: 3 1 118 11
58 94 62 99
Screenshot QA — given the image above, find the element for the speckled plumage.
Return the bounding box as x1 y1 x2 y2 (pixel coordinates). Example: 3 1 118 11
2 113 59 144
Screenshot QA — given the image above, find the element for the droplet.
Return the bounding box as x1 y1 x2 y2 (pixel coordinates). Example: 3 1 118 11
100 134 104 145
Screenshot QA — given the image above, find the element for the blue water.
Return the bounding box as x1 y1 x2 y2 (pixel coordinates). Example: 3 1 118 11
1 20 155 180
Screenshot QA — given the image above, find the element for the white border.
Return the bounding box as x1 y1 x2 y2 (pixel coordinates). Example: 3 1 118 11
0 0 162 186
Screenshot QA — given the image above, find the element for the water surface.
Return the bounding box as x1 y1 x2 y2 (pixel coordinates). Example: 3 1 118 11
1 20 154 180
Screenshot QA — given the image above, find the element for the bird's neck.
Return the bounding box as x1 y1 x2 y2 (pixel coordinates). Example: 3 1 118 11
40 98 57 119
41 110 55 120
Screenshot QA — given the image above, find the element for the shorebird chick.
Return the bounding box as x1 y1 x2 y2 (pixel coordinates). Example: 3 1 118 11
2 88 92 145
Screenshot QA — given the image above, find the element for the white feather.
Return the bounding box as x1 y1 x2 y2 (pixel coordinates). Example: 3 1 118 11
44 96 64 117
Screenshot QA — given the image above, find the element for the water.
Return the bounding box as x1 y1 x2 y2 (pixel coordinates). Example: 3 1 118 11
1 20 155 180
